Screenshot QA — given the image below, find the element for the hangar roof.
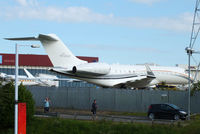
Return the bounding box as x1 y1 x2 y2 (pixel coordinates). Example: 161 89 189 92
0 53 98 67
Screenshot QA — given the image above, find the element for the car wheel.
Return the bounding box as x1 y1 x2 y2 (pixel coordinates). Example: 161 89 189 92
148 113 155 120
174 114 180 120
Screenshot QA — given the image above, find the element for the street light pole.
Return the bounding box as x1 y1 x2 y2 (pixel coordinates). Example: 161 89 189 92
14 43 18 134
14 44 40 134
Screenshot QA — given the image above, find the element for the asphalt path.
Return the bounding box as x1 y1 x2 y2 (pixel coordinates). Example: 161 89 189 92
35 112 182 125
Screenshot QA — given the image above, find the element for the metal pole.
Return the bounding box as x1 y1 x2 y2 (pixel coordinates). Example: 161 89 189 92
188 51 191 120
186 0 200 120
14 43 18 134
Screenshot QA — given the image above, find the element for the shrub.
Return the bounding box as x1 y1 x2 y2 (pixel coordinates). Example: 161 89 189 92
0 82 35 128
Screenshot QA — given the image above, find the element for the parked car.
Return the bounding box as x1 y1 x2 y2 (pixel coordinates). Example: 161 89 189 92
147 103 187 120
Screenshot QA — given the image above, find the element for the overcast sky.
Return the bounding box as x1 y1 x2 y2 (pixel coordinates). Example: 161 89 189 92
0 0 197 66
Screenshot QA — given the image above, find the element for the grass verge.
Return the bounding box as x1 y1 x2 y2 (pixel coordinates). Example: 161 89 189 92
1 115 200 134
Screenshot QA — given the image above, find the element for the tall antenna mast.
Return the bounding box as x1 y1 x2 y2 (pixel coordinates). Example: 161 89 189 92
186 0 200 120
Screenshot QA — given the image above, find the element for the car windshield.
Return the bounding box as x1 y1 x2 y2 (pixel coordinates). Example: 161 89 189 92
168 104 180 110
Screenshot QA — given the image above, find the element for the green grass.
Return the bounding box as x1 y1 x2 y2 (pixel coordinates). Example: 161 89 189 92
1 115 200 134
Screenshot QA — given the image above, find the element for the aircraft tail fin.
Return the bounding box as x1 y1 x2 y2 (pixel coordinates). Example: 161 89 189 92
24 68 35 79
5 34 87 68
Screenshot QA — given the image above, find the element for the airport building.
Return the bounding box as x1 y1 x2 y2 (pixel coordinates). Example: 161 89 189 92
0 53 98 87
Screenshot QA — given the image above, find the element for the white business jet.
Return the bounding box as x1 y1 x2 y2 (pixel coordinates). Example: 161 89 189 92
5 34 190 88
0 68 59 87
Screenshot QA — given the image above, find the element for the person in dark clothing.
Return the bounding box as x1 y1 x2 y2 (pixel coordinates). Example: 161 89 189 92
91 99 97 120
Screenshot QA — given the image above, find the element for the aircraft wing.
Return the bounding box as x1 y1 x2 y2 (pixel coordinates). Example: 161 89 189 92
35 79 53 87
114 65 156 88
113 75 154 88
128 76 155 88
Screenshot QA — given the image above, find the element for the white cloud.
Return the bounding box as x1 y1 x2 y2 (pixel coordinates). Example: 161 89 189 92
1 0 193 32
128 0 162 5
16 0 27 6
120 13 192 31
16 0 38 6
3 6 115 23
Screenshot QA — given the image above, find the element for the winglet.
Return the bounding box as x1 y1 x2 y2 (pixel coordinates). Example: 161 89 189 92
145 64 156 78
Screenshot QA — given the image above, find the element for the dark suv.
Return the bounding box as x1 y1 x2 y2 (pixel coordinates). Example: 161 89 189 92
147 103 187 120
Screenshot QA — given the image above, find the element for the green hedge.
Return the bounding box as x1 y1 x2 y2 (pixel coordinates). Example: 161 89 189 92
0 82 35 128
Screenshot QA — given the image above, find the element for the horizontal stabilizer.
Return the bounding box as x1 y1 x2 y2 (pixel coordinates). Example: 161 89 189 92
4 34 58 41
4 37 38 41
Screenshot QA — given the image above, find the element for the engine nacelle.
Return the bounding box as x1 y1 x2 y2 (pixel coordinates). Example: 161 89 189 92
72 63 110 76
0 73 7 78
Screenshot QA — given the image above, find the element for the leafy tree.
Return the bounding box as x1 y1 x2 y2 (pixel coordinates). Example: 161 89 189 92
191 81 200 96
192 81 200 91
0 82 35 128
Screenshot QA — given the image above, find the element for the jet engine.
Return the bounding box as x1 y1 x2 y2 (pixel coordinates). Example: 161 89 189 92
0 73 7 81
72 63 111 76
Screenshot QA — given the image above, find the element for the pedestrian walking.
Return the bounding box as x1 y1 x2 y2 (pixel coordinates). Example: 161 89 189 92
91 99 97 120
44 97 50 113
